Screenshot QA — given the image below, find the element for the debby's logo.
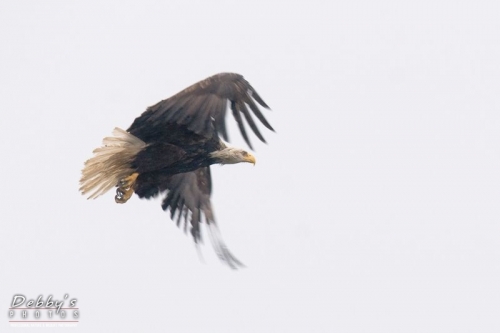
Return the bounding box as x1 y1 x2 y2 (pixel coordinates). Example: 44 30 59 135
8 294 79 327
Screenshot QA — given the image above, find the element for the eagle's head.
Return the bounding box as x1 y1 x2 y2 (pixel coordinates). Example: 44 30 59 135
210 147 256 165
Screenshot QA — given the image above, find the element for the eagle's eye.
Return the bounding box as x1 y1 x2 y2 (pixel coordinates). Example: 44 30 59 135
242 151 248 156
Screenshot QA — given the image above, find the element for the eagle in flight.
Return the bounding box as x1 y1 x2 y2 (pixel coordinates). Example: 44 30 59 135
80 73 273 269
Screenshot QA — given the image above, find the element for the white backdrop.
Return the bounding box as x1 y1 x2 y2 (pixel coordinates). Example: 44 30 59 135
1 1 499 332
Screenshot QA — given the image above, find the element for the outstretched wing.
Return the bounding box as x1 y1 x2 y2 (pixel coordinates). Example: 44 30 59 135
135 167 243 269
127 72 273 149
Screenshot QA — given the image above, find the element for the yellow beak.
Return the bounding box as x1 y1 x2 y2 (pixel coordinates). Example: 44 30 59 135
245 153 256 165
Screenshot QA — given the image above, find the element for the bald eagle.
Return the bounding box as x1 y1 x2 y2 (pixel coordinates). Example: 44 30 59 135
80 73 273 268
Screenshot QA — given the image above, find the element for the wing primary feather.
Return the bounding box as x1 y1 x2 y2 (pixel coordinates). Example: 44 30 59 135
183 208 189 233
238 101 266 143
176 199 185 226
230 101 253 149
161 193 174 214
161 196 170 211
245 96 275 132
207 222 245 269
248 84 269 109
171 187 183 212
169 194 181 219
191 208 201 243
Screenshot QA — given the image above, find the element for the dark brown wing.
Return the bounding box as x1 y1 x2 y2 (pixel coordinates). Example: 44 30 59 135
127 73 273 150
134 167 243 269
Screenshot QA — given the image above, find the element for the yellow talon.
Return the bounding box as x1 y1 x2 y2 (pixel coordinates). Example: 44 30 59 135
120 172 139 188
115 172 139 204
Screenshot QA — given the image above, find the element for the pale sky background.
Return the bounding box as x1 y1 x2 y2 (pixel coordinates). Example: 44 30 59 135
1 1 499 332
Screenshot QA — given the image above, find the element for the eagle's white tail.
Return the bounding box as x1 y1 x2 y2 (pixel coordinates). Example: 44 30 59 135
80 128 146 199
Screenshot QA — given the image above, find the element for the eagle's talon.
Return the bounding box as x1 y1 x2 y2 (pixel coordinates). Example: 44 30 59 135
115 172 139 204
118 172 139 189
115 188 133 203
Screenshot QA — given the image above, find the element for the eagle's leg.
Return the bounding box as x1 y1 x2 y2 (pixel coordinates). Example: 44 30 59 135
115 172 139 204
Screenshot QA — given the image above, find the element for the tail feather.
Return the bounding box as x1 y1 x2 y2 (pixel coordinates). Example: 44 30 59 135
80 128 146 199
